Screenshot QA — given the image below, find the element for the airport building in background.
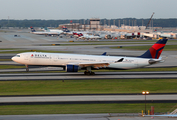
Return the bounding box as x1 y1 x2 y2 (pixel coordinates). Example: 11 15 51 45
89 18 100 30
58 18 101 31
58 18 162 33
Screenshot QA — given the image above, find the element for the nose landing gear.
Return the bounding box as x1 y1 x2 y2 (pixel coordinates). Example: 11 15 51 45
25 65 29 72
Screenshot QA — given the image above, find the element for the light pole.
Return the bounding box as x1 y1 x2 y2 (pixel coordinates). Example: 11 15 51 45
142 91 149 115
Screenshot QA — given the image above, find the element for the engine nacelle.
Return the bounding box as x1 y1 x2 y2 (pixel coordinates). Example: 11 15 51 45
66 64 79 72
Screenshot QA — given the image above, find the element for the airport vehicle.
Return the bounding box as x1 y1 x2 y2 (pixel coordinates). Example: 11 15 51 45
144 108 177 117
30 27 62 36
144 114 177 117
11 38 168 75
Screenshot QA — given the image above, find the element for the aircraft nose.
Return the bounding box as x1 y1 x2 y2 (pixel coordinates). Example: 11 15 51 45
11 56 15 61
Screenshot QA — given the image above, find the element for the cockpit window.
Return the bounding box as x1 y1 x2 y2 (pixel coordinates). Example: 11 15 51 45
15 55 20 57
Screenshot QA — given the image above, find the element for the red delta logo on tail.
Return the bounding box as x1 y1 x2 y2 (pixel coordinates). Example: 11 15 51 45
139 38 168 59
149 42 166 59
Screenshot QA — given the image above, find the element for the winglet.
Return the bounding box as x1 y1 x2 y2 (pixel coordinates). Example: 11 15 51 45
115 58 124 63
101 52 107 56
139 38 168 59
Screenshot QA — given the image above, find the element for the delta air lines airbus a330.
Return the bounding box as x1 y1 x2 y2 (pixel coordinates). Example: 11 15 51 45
12 39 168 75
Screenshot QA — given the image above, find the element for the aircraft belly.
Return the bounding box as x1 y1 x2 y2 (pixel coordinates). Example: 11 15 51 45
108 63 137 69
108 62 149 69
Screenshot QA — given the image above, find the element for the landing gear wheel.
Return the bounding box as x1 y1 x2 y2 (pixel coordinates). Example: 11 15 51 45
84 71 90 75
84 71 95 75
86 72 90 75
90 72 95 75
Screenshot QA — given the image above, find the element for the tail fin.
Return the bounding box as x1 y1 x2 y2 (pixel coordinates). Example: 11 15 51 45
139 38 168 59
62 26 70 32
30 26 36 32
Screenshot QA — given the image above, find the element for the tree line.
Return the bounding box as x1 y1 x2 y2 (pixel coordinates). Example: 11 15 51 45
0 18 177 28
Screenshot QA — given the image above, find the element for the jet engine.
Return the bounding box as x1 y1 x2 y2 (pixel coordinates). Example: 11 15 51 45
66 64 79 72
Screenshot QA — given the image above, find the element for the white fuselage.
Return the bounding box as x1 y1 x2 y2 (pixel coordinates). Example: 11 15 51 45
31 29 63 35
12 52 154 70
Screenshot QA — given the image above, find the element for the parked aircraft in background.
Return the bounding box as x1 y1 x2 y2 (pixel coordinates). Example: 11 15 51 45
30 27 63 36
62 26 75 35
78 34 101 40
62 26 91 36
11 38 168 75
73 32 83 37
44 27 63 34
62 27 102 40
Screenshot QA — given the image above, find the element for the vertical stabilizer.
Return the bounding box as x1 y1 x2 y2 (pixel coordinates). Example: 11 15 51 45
139 38 168 59
30 26 36 32
62 26 70 32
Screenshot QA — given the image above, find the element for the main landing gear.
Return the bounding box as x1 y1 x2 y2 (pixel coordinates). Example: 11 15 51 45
84 71 95 75
84 66 95 75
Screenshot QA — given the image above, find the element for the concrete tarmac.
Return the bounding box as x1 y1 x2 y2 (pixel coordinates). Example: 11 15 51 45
0 94 177 103
1 71 177 80
0 114 176 120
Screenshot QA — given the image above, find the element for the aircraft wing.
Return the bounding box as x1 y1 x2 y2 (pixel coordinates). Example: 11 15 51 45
67 62 110 68
79 62 110 68
67 58 124 68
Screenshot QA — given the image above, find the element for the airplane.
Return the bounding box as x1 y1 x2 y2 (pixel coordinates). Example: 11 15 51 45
62 26 74 35
44 27 63 34
73 32 83 37
11 38 168 75
30 27 63 36
78 33 102 40
62 26 91 36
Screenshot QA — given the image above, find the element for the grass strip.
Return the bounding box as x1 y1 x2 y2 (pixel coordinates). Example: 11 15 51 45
110 45 177 51
0 65 26 69
0 50 69 54
0 79 177 95
0 103 176 115
0 59 11 61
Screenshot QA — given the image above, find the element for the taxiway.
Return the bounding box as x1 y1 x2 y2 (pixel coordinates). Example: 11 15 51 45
0 71 177 80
